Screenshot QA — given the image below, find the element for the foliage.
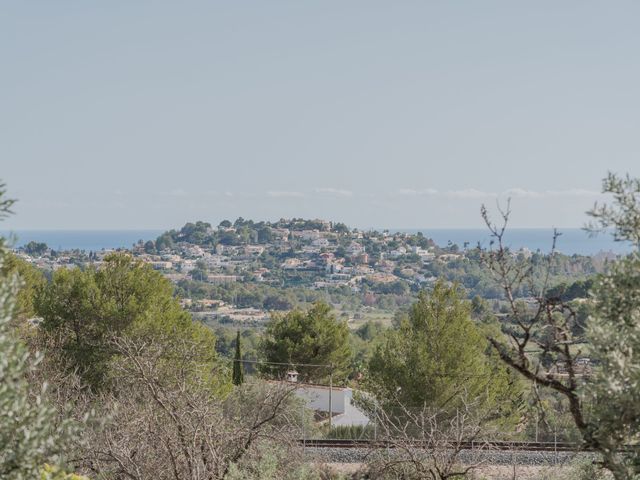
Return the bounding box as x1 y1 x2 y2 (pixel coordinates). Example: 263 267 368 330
0 185 78 480
587 172 640 247
354 320 386 341
534 459 612 480
0 183 15 221
366 281 518 415
214 326 259 357
481 173 640 480
1 253 46 321
79 335 299 480
233 330 244 385
35 253 219 390
175 279 324 311
260 302 352 383
584 173 640 479
325 424 375 440
480 202 600 450
40 464 89 480
143 240 155 254
224 442 318 480
24 241 48 257
365 394 494 480
425 247 598 300
545 278 594 302
520 385 583 442
155 231 175 251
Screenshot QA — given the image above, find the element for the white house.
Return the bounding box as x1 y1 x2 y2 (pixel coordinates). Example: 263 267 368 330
311 237 331 248
292 230 321 241
292 383 370 427
346 242 365 256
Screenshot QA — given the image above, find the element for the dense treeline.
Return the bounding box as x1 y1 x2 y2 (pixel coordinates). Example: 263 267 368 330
155 218 337 250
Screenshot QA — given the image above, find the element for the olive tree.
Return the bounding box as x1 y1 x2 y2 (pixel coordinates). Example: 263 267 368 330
585 173 640 479
481 172 640 479
0 184 78 479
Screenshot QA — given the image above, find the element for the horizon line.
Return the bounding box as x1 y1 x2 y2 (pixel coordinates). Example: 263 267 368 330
1 225 590 232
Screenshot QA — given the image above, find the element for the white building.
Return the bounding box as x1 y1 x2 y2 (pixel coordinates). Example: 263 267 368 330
245 245 265 256
346 242 365 256
292 383 370 427
311 238 330 248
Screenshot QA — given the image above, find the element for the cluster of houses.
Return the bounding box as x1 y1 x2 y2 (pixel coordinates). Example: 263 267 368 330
13 220 488 326
132 225 458 290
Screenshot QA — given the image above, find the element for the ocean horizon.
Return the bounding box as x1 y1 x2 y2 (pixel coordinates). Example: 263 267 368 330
395 228 632 256
1 230 165 252
0 227 633 256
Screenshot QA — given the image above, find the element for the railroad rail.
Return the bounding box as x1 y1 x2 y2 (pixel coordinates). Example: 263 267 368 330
298 439 597 452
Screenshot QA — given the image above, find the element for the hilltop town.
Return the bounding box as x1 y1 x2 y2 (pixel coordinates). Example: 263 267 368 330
14 218 605 329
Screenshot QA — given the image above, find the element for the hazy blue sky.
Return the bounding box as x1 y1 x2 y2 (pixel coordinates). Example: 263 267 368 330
2 2 639 230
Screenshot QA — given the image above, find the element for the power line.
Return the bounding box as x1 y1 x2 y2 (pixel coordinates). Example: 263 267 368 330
219 357 516 378
220 357 333 369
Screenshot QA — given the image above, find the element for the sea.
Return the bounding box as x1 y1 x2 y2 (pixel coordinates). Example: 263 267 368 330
1 230 165 252
0 228 633 256
395 228 632 256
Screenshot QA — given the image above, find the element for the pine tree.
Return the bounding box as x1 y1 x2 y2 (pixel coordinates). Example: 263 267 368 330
366 281 516 412
260 302 352 383
232 330 244 385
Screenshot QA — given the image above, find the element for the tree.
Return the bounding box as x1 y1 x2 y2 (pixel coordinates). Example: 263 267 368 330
365 393 496 480
333 222 349 234
584 173 640 479
143 240 155 253
233 330 244 386
355 320 385 341
262 294 292 311
79 335 301 480
35 252 218 390
366 281 517 414
0 183 77 479
260 302 352 383
155 232 174 251
256 226 272 244
479 175 640 480
23 241 48 256
1 253 45 321
480 203 596 441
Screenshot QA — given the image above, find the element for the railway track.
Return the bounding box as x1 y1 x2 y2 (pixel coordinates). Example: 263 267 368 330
298 439 593 452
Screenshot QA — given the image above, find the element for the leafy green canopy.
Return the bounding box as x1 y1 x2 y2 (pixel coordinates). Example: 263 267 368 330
1 254 45 322
36 253 220 391
367 281 517 413
260 302 352 383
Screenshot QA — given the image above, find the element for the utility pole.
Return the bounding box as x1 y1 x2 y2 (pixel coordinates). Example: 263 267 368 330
301 399 305 453
328 365 333 430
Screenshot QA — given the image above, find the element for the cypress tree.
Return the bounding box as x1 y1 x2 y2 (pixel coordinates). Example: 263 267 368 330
232 330 244 385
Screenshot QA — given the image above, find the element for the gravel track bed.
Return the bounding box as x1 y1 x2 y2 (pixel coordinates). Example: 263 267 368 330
303 447 598 466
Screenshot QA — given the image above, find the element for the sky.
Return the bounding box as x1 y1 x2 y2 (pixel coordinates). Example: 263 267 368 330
2 1 640 230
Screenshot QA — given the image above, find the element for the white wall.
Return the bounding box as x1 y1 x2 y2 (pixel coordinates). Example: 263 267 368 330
294 386 370 427
295 385 346 414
